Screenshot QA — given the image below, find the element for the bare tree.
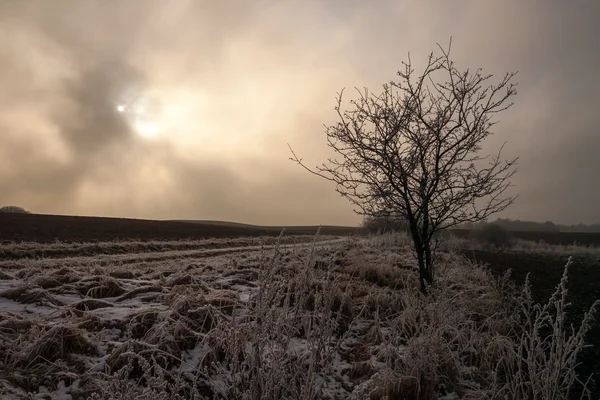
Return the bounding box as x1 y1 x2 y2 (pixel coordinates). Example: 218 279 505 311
290 41 518 293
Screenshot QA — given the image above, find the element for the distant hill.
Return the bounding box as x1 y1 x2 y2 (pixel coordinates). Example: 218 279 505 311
171 220 263 229
172 219 363 236
0 213 362 243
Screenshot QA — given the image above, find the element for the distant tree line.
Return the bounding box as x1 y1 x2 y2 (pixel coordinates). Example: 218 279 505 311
459 218 600 233
361 215 410 233
0 205 30 214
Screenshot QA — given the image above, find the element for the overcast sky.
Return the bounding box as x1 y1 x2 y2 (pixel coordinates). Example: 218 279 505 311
0 1 598 226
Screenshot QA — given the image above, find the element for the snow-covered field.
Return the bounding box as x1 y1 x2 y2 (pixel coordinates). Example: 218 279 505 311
0 233 595 399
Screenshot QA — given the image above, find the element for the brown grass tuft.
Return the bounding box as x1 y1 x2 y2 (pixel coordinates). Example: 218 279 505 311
72 299 114 311
14 268 37 279
31 275 63 289
185 305 223 333
85 278 126 298
14 325 98 366
104 340 160 374
76 314 125 332
365 323 383 345
143 318 200 353
222 268 258 282
0 286 63 306
127 310 161 339
0 315 33 334
346 340 372 363
116 285 162 302
349 361 377 382
204 289 239 315
0 270 14 280
108 269 137 279
165 274 195 287
166 288 202 308
50 267 80 283
51 267 75 276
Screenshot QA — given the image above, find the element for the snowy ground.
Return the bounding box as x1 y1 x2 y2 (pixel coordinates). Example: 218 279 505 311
0 233 590 399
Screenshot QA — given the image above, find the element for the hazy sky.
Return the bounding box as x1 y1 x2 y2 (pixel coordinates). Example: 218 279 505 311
1 1 599 226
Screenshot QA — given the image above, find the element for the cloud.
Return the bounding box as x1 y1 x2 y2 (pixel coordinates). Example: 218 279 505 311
0 0 598 225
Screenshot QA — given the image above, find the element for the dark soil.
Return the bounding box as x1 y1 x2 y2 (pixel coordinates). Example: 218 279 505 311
465 250 600 399
451 228 600 246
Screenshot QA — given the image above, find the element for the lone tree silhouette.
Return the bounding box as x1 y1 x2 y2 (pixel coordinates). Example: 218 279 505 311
290 41 518 293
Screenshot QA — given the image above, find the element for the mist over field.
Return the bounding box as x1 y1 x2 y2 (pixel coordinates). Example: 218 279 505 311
1 0 599 225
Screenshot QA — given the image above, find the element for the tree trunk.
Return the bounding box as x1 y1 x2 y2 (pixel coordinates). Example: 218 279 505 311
407 205 432 294
408 223 427 293
421 186 434 286
424 239 433 285
415 245 427 294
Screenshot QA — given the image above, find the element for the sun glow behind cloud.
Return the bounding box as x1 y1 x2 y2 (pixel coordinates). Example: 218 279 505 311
113 86 212 143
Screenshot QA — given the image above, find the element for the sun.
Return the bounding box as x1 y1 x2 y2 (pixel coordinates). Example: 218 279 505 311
115 94 164 139
113 86 213 147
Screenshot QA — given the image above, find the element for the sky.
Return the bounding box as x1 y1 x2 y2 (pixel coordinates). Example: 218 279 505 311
0 0 599 226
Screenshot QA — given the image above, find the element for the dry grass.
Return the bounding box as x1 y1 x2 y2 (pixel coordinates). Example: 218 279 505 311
0 286 63 306
72 298 114 311
10 324 97 370
0 270 14 280
31 275 64 289
116 285 163 301
0 315 34 333
0 232 597 399
108 269 138 279
83 277 126 298
486 257 600 399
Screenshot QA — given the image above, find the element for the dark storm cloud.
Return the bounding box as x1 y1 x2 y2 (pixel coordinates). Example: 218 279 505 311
0 1 599 225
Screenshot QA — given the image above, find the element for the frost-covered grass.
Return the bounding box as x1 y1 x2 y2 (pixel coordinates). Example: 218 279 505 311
509 239 600 255
0 232 597 399
0 236 346 271
0 235 340 261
